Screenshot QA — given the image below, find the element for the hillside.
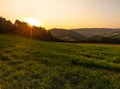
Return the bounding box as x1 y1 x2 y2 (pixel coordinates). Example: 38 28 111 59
1 34 120 89
72 28 120 38
104 31 120 38
87 31 120 43
49 28 85 42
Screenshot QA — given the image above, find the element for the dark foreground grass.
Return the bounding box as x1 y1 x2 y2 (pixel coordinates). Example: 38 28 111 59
0 34 120 89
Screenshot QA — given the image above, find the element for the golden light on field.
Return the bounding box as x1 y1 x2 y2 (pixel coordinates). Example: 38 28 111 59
24 17 40 27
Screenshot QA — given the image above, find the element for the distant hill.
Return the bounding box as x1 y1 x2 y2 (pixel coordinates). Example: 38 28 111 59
103 31 120 38
49 28 86 42
87 31 120 44
49 28 120 43
72 28 120 38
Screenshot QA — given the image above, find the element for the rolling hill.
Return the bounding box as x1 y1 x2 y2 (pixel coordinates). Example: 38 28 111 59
87 31 120 43
103 31 120 38
49 28 86 42
72 28 120 38
49 28 120 43
1 34 120 89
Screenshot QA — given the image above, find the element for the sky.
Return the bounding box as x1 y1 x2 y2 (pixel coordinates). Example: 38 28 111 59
0 0 120 29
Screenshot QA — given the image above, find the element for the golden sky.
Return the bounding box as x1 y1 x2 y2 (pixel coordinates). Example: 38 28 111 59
0 0 120 29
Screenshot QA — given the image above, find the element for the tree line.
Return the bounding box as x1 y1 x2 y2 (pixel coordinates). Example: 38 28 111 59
0 17 59 41
86 36 120 44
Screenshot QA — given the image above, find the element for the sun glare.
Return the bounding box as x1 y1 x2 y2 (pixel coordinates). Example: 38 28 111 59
24 17 40 27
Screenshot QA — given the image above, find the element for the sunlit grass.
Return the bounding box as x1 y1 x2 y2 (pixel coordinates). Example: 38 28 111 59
0 34 120 89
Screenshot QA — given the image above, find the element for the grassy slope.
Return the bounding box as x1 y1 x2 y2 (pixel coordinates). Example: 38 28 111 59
0 34 120 89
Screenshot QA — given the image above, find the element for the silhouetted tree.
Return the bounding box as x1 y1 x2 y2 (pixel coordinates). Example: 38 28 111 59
0 17 13 33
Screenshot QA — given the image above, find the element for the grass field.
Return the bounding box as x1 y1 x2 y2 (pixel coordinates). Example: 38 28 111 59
0 34 120 89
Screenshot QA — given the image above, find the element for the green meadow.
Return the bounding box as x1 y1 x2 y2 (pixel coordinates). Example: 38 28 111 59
0 34 120 89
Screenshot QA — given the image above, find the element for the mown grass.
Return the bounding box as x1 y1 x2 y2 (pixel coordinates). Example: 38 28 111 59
0 34 120 89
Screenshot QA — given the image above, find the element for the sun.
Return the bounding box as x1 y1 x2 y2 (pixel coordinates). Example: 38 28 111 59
24 17 40 27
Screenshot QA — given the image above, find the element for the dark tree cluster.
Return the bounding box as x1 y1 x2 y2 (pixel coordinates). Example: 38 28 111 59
86 36 120 44
0 17 59 41
0 17 13 33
